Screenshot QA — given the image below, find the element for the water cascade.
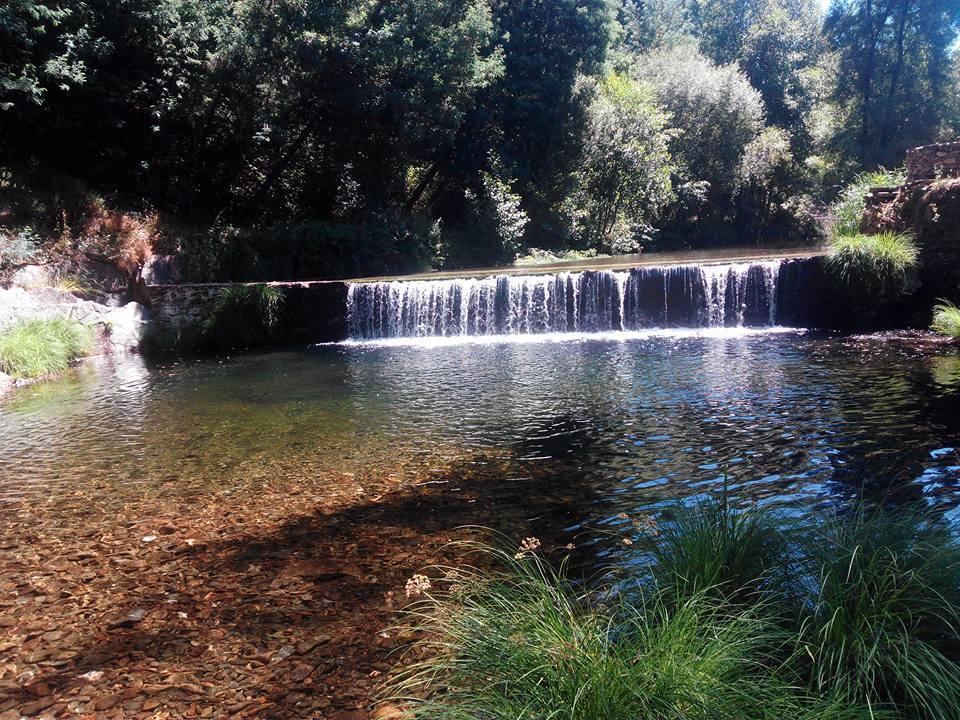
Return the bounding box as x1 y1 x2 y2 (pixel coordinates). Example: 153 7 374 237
347 260 784 340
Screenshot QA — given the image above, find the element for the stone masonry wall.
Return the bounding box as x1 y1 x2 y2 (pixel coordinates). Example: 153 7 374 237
905 141 960 182
148 280 349 345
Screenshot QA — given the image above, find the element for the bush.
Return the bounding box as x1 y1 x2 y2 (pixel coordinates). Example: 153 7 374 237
178 215 442 282
829 168 905 237
200 284 284 351
825 231 918 292
0 226 40 279
931 300 960 337
79 198 159 276
514 247 603 266
0 316 93 379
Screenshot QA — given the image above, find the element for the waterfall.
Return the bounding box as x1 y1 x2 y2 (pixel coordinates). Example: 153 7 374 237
347 260 783 340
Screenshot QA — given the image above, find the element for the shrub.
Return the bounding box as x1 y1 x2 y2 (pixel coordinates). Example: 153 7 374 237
931 300 960 337
200 284 284 350
0 226 40 279
0 316 93 379
828 168 905 238
514 247 603 266
825 231 918 292
80 198 159 276
797 508 960 718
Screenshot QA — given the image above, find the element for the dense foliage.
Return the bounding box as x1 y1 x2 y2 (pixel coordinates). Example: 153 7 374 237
2 0 960 279
385 501 960 719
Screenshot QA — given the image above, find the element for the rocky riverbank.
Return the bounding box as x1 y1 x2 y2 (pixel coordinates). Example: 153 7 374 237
0 277 148 393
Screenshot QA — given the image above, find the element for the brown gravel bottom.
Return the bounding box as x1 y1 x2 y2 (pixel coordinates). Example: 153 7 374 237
0 452 588 719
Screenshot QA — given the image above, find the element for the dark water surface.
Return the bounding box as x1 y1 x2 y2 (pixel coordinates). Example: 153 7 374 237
4 330 960 528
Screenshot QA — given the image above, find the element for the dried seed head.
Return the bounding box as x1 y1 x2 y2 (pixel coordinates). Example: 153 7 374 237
405 574 432 598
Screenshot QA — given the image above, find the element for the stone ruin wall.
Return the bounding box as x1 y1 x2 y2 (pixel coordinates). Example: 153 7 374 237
905 141 960 183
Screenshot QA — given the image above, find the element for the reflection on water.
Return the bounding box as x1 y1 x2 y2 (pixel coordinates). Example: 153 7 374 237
3 333 960 529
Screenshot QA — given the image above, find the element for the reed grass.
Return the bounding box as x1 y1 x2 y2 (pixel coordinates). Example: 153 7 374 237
201 283 284 350
797 508 960 718
829 168 905 237
646 494 797 605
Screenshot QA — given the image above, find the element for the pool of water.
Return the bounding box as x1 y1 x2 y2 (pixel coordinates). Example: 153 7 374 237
3 331 960 529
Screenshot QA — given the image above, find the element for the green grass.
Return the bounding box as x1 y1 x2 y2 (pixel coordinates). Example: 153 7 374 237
797 508 960 718
382 502 960 720
0 316 93 379
932 300 960 337
825 231 918 291
829 168 906 237
646 494 796 605
200 283 284 350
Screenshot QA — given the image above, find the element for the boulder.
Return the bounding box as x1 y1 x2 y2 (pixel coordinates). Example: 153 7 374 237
102 302 149 352
7 264 56 289
141 255 182 285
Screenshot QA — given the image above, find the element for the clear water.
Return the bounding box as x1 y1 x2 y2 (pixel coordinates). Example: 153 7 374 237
3 331 960 533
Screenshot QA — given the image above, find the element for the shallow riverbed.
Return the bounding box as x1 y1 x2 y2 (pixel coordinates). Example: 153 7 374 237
2 330 960 717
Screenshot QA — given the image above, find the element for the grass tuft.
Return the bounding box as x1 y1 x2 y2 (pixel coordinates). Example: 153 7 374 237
646 494 797 606
383 538 875 720
0 316 93 379
932 300 960 337
201 283 284 350
825 231 918 291
829 168 905 237
382 503 960 720
797 508 960 718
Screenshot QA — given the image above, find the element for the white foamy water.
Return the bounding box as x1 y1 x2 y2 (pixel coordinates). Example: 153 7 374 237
346 261 784 340
326 326 804 349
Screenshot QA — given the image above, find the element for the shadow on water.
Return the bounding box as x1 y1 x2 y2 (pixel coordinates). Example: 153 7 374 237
0 443 609 718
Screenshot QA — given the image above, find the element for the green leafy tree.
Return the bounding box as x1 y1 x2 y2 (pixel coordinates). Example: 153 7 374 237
634 46 764 198
825 0 960 166
0 0 86 109
565 74 674 253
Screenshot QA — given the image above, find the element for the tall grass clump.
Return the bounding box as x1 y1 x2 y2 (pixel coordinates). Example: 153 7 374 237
200 283 284 350
383 501 960 720
0 316 93 379
383 540 872 720
646 494 796 605
797 508 960 718
932 300 960 337
825 231 918 291
829 167 905 237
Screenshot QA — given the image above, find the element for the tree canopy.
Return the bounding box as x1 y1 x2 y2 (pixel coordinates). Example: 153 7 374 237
2 0 960 279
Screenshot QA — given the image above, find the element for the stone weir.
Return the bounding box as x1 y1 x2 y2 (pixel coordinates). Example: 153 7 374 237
147 254 832 345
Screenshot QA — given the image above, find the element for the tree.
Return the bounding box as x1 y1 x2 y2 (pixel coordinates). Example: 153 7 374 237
633 46 765 197
740 0 824 146
565 74 674 252
0 0 85 110
825 0 960 166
